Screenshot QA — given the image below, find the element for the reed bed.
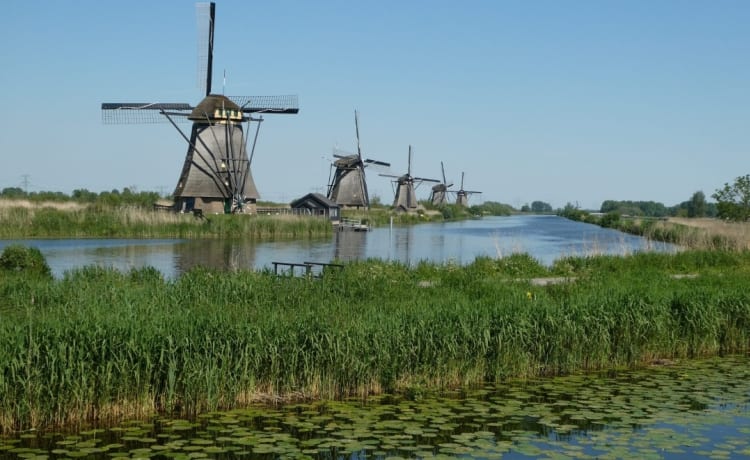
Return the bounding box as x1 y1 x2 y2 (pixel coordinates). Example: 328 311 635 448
0 198 87 211
1 251 749 432
652 217 750 251
0 207 332 239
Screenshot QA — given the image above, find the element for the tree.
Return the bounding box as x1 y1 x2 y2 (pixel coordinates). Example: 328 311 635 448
687 191 707 218
531 201 552 213
712 174 750 221
1 187 25 198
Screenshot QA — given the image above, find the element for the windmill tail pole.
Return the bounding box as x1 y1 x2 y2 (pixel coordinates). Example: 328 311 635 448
248 116 263 165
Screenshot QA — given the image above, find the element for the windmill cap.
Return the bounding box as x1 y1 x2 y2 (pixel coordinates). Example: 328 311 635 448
189 94 245 121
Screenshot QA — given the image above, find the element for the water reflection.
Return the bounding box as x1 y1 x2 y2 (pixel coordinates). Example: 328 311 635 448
334 229 367 262
0 215 678 279
176 239 257 273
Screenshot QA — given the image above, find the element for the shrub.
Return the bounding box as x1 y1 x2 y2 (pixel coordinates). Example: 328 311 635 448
599 212 621 228
0 245 52 278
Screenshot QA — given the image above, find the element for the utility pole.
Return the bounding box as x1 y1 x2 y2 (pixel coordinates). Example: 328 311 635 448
20 174 30 193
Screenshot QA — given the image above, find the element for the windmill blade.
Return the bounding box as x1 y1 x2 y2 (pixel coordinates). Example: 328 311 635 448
364 159 390 167
354 110 362 160
460 171 465 190
407 145 412 177
101 103 193 124
413 177 441 183
229 95 299 114
197 2 215 97
379 173 401 179
441 161 447 185
464 190 482 194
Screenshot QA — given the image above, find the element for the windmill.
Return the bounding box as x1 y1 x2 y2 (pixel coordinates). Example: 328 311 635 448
380 146 439 212
101 2 299 215
327 111 390 208
429 161 454 206
455 172 482 206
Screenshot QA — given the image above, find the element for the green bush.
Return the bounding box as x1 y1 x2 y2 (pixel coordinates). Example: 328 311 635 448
599 212 621 228
0 245 52 278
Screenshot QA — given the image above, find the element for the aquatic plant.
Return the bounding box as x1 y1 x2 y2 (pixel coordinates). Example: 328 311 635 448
0 251 749 431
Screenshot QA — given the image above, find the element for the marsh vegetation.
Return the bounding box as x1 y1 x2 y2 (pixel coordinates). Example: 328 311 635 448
1 249 749 432
0 205 332 240
0 356 747 459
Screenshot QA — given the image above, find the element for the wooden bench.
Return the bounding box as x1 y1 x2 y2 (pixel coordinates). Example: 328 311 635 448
272 261 344 278
304 261 344 275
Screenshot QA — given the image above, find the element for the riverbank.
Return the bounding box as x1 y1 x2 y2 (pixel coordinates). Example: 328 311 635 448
0 198 508 239
559 208 750 251
1 250 748 432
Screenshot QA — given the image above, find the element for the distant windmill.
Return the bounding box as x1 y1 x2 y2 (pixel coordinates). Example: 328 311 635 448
429 161 454 206
380 146 439 212
101 2 299 214
455 172 482 206
327 111 390 208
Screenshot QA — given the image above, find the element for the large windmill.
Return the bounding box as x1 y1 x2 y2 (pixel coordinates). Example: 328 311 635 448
327 111 390 208
380 146 439 212
101 2 299 215
455 172 482 206
429 161 454 206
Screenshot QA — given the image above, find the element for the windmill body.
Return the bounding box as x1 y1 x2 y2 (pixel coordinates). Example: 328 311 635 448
326 111 389 209
101 3 298 214
429 161 453 206
430 185 449 206
393 175 421 211
328 155 369 208
172 95 258 213
381 146 439 212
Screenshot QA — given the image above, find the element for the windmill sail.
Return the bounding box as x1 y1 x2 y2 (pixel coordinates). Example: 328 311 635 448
100 2 299 214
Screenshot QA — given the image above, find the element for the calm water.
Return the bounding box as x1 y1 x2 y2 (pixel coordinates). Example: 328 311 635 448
0 215 676 278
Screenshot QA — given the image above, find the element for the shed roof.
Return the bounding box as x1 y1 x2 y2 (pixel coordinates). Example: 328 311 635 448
290 193 339 209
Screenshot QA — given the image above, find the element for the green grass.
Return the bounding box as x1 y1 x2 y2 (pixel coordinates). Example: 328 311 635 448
1 251 749 432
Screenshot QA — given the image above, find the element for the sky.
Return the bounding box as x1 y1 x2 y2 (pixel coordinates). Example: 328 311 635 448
1 0 748 211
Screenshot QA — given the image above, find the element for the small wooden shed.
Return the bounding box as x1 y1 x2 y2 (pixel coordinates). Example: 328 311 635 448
290 193 340 221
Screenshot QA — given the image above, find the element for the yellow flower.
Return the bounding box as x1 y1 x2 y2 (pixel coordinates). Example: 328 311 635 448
526 291 533 300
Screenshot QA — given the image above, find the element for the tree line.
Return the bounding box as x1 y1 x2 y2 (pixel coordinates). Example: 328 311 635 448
4 173 748 221
599 192 716 218
597 174 750 222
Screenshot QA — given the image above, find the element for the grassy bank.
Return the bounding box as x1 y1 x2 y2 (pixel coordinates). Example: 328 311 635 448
642 217 750 251
0 206 332 239
1 250 749 432
559 208 750 251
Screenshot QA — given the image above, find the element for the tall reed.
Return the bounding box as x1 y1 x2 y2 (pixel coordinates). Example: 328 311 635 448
1 251 749 432
0 207 332 239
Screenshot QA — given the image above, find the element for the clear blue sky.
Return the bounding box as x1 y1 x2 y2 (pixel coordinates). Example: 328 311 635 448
2 0 748 210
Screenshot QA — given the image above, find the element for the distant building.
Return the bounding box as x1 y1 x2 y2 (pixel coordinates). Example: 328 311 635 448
290 193 340 222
